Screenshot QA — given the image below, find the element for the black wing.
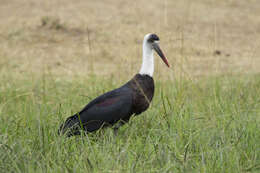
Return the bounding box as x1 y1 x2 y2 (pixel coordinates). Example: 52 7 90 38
60 85 133 135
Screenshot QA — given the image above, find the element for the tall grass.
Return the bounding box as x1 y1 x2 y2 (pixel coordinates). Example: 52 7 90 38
0 73 259 172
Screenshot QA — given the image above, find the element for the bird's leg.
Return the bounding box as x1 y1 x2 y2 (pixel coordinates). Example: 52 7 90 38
113 127 119 136
113 120 127 135
113 122 123 136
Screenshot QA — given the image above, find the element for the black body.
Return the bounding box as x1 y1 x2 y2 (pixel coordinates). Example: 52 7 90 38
59 74 154 136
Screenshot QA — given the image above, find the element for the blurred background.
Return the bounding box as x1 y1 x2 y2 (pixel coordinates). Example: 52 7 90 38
0 0 259 80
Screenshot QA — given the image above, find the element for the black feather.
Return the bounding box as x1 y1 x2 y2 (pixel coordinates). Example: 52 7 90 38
59 74 154 137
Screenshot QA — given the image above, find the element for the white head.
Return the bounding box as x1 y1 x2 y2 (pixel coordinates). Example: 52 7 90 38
139 33 170 77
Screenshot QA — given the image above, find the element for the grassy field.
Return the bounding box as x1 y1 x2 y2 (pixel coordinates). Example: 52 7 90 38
0 74 260 172
1 0 260 172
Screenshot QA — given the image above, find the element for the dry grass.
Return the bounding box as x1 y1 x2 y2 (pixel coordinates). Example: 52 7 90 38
0 0 260 79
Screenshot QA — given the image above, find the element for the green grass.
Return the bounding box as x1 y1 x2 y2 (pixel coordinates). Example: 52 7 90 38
0 73 260 173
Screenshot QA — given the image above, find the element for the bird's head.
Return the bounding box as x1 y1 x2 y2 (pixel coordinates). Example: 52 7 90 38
143 33 170 67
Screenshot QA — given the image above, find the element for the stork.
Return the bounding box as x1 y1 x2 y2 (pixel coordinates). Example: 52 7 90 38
59 33 170 137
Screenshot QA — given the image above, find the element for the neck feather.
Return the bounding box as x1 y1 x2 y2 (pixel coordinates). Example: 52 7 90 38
139 42 154 77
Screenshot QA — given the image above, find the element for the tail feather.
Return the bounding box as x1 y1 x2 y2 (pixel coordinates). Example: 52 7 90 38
58 115 82 137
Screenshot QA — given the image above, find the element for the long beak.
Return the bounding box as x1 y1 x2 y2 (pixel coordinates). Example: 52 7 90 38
152 42 170 67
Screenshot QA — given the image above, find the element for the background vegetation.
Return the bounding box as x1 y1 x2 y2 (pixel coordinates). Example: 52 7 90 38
0 0 259 172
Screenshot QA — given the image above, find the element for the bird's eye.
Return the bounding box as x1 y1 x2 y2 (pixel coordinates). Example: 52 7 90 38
147 38 153 43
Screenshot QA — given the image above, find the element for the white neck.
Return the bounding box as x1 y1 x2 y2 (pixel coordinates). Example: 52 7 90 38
139 41 154 77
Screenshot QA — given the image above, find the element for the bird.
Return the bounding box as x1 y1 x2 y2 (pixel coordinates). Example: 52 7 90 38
59 33 170 137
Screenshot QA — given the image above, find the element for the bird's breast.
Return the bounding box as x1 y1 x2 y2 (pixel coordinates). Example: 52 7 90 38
129 74 154 114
